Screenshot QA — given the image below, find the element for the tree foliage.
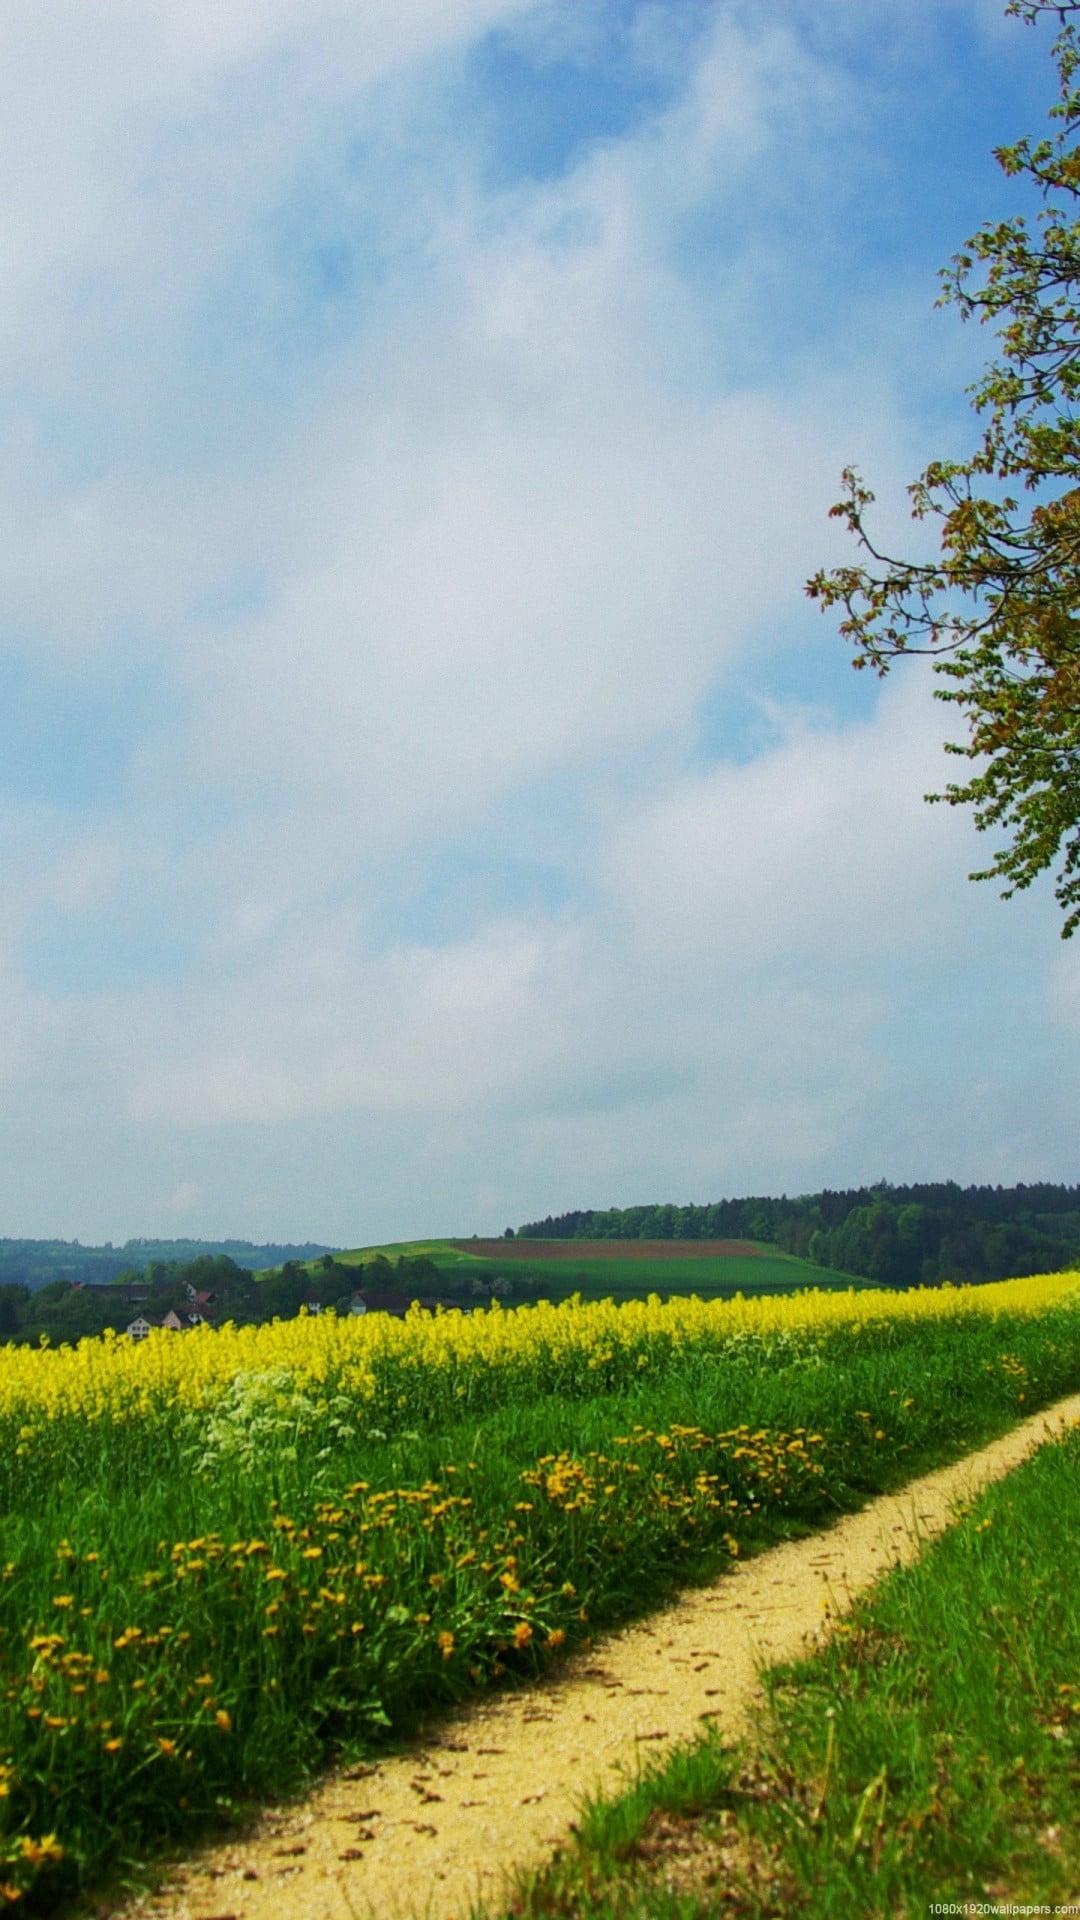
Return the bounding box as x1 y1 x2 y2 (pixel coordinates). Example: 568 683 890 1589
807 1 1080 933
517 1183 1080 1286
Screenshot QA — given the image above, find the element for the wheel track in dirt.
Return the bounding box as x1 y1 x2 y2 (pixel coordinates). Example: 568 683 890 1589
113 1394 1080 1920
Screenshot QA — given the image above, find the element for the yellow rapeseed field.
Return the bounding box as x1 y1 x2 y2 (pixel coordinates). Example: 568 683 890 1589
1 1270 1076 1427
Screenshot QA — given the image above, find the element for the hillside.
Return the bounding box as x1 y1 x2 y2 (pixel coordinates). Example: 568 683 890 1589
285 1236 866 1307
519 1182 1080 1288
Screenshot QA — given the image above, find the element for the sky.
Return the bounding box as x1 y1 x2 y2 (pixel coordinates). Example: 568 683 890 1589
1 0 1078 1246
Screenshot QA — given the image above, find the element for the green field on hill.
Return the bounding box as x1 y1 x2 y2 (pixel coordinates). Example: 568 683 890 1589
291 1237 868 1303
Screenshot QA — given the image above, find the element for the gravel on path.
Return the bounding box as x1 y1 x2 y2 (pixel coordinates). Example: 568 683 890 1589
114 1394 1080 1920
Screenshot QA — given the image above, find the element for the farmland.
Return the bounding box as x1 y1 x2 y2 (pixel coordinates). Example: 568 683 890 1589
0 1271 1078 1909
451 1238 864 1300
295 1236 865 1304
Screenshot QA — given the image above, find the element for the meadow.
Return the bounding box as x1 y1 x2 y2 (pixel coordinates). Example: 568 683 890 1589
455 1251 864 1302
309 1237 865 1302
0 1273 1078 1910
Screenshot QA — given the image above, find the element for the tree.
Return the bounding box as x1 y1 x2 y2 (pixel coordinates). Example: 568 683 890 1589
259 1262 310 1320
0 1285 26 1343
807 1 1080 934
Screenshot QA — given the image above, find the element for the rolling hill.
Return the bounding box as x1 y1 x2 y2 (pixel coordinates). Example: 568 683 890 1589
280 1237 868 1305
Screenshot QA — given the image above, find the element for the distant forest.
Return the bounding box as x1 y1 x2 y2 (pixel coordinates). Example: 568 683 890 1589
0 1237 338 1295
517 1184 1080 1288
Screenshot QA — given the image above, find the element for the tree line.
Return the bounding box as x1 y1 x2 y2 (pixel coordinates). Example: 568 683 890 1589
517 1183 1080 1288
0 1251 442 1347
0 1237 338 1295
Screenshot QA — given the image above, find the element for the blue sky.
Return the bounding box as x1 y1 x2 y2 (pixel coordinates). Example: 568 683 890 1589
1 0 1078 1244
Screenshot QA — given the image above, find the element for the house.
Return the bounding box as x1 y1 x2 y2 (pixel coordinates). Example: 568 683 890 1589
126 1315 162 1341
184 1285 216 1310
126 1307 212 1338
350 1289 412 1318
348 1290 460 1319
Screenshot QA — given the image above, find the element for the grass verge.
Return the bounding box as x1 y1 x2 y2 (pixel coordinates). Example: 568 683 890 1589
494 1416 1080 1918
312 1239 865 1302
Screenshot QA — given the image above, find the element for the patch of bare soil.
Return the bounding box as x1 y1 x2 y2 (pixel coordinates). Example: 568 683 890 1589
112 1395 1080 1920
622 1795 797 1917
452 1239 761 1261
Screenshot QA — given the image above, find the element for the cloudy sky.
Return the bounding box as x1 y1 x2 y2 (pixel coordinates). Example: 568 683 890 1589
1 0 1077 1245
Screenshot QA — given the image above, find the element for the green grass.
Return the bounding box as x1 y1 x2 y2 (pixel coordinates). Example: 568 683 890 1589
276 1239 866 1302
3 1305 1080 1909
494 1416 1080 1918
457 1253 864 1300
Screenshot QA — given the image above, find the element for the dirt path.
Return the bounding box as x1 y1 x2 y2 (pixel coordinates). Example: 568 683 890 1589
118 1395 1080 1920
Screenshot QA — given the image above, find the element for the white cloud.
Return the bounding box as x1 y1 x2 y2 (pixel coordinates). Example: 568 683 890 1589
123 918 576 1125
602 675 978 962
165 1181 202 1213
169 387 864 856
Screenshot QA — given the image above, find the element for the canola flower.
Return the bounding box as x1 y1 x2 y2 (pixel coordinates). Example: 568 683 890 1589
0 1269 1076 1432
